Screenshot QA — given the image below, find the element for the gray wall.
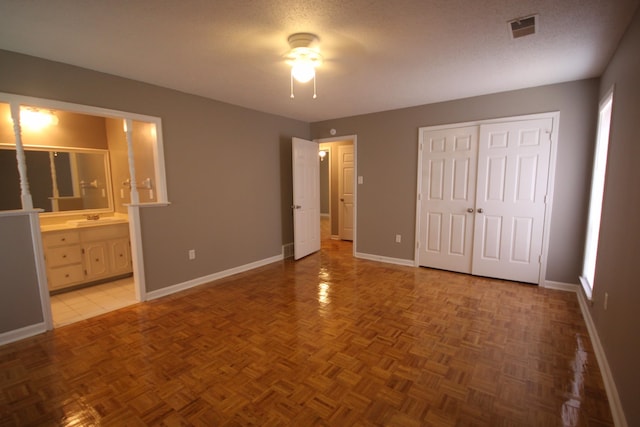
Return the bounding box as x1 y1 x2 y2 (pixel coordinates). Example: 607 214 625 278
592 7 640 426
0 214 43 333
0 49 309 300
311 80 599 283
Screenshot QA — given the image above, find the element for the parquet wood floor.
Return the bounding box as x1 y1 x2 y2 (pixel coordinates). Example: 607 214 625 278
0 234 612 426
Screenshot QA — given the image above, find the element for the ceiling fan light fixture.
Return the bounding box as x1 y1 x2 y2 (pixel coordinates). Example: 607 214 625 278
286 33 323 98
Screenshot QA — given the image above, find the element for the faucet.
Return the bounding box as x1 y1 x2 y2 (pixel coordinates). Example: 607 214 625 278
86 214 100 221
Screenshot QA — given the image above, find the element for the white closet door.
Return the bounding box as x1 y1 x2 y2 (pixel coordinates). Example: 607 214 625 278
472 118 552 283
418 126 478 273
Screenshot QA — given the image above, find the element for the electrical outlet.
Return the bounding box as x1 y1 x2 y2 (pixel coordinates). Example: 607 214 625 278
395 234 401 243
604 292 609 310
188 249 196 260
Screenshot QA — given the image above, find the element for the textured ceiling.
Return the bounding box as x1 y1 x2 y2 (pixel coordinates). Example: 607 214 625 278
0 0 638 122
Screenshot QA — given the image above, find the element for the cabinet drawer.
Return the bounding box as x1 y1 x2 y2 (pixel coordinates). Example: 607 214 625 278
48 264 84 289
42 231 80 247
46 245 83 267
81 224 129 241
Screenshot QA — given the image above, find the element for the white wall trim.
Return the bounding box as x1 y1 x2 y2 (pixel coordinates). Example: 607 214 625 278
575 286 628 427
127 205 146 302
146 254 284 301
355 252 414 267
547 280 628 427
28 212 53 330
0 322 47 346
542 280 579 292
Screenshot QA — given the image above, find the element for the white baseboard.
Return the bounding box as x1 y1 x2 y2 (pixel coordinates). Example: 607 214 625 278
331 235 341 240
355 252 414 267
146 253 283 301
0 322 47 346
575 287 628 427
542 280 580 292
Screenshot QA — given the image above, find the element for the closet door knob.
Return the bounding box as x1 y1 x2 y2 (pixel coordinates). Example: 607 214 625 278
477 208 484 214
467 208 474 213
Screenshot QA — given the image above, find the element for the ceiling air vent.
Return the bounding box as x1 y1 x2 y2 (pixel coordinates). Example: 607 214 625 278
509 15 537 39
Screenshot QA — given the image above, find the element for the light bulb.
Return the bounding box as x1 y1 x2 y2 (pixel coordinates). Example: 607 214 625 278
20 108 58 130
291 61 316 83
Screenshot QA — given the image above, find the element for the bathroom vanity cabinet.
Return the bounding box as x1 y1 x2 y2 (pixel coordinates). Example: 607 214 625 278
42 222 132 291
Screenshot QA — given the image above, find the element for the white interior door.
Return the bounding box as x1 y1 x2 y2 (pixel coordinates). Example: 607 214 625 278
418 126 478 273
472 118 552 283
292 137 320 260
338 145 354 241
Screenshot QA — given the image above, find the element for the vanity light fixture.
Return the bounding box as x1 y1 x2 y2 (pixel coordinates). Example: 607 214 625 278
319 150 327 161
286 32 323 99
19 107 59 130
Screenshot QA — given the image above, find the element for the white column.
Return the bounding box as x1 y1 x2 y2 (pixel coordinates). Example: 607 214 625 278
124 118 140 204
9 103 33 210
48 152 60 211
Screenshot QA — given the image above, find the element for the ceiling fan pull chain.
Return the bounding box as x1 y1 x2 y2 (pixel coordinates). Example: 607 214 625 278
313 74 317 99
290 73 295 99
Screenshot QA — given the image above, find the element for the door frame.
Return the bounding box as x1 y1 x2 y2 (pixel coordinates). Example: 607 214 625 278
316 134 358 256
0 92 169 329
414 112 559 286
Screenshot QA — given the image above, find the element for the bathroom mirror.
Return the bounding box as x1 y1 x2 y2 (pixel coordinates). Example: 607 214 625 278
0 145 113 213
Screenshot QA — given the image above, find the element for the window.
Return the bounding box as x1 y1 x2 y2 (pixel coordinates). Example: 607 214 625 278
580 88 613 299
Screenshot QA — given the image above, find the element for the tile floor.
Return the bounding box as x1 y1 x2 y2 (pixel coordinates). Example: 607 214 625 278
49 276 137 327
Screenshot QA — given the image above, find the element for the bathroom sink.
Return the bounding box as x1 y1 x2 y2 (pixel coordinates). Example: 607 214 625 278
66 217 128 227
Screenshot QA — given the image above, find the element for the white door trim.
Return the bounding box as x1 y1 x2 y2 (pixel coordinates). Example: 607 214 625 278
316 134 357 256
415 112 560 286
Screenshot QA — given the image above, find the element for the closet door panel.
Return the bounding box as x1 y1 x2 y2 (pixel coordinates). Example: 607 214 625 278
418 126 477 273
472 118 552 283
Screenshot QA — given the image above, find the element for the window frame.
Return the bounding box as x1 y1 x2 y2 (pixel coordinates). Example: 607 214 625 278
580 87 614 300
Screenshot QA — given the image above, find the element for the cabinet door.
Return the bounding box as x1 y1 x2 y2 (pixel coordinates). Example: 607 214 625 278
109 238 132 274
84 242 109 280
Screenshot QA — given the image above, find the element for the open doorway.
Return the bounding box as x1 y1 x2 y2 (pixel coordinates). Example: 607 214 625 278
1 93 167 330
317 135 356 253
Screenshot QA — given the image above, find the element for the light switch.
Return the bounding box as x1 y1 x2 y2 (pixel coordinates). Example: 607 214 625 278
358 176 364 184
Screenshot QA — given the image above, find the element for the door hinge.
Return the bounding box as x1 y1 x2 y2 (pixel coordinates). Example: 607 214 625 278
539 255 542 263
416 241 420 249
418 193 421 201
81 248 85 254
